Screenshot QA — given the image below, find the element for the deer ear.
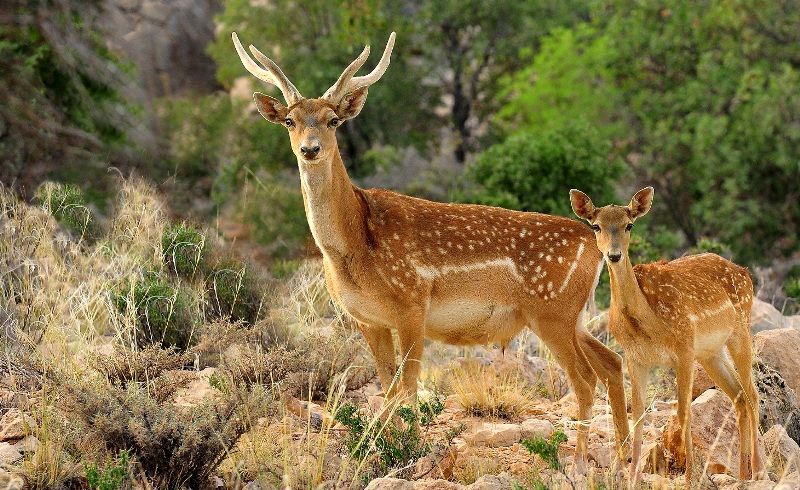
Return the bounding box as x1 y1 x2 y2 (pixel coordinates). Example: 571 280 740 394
570 189 597 221
628 186 654 219
335 87 369 121
253 92 287 124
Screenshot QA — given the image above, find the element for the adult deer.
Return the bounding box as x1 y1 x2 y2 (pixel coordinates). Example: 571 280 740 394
232 31 629 470
570 187 764 485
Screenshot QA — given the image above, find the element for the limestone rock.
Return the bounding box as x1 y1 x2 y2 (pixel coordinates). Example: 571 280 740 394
0 409 35 441
588 443 615 468
754 328 800 395
519 418 554 440
173 367 217 407
13 434 39 454
413 480 463 490
466 422 521 448
141 1 171 23
365 478 414 490
0 442 22 465
663 389 741 475
753 361 800 443
762 425 800 474
0 469 25 490
467 472 515 490
751 298 788 332
692 362 716 400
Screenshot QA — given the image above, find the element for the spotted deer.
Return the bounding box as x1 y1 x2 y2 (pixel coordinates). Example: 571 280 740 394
570 187 765 484
232 31 630 469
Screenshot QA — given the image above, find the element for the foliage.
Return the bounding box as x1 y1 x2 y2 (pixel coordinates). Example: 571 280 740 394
0 0 136 194
112 270 197 350
688 237 734 259
334 395 444 480
162 224 207 277
521 429 568 471
84 450 129 490
206 257 264 325
459 121 623 217
785 266 800 300
35 181 99 241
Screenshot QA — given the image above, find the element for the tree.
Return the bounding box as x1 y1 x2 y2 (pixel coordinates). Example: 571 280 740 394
417 0 591 163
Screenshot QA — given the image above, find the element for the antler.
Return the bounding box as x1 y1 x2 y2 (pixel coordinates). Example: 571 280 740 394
232 32 303 105
323 32 396 103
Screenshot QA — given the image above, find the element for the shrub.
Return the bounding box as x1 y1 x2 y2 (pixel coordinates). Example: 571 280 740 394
162 224 207 277
112 271 197 350
522 430 567 471
35 182 98 240
689 237 733 259
84 450 129 490
334 395 445 480
448 360 536 420
206 258 264 325
458 121 623 217
784 265 800 300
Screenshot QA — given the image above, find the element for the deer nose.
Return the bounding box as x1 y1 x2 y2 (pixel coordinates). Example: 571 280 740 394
300 145 321 159
607 252 622 263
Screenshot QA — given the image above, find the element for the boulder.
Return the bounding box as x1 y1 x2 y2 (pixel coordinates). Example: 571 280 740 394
0 469 24 490
0 442 22 465
762 425 800 475
754 329 800 396
365 479 415 490
0 409 35 441
465 422 521 448
753 361 800 443
519 418 554 440
751 298 787 332
467 472 515 490
693 362 716 400
663 389 741 475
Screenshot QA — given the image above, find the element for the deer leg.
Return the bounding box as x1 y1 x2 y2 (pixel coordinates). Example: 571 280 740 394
395 322 425 404
699 351 753 479
540 325 595 475
675 355 695 486
578 329 630 462
726 330 766 479
627 359 649 487
355 322 398 398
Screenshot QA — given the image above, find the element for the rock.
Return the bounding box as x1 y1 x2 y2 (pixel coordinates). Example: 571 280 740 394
230 77 254 102
364 478 414 490
173 367 217 407
753 360 800 443
113 0 141 10
413 445 457 480
465 422 521 448
588 443 615 468
0 442 22 465
467 472 515 490
518 355 569 399
519 418 554 440
719 481 776 490
763 425 800 474
141 1 171 23
413 480 463 490
711 474 739 487
751 298 788 332
0 409 35 441
663 389 741 475
693 362 716 399
0 469 25 490
641 441 670 474
13 434 38 454
754 329 800 395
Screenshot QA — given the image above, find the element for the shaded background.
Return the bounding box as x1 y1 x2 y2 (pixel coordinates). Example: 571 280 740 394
2 0 799 306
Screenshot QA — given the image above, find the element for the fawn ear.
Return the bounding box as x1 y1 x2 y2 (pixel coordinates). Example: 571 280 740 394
570 189 597 221
628 186 654 220
335 87 369 121
253 92 288 124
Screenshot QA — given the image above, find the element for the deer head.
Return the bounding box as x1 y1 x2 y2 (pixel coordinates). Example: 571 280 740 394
232 32 396 163
570 187 654 265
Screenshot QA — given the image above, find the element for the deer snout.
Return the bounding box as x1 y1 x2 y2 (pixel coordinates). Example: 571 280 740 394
607 251 623 263
300 142 321 160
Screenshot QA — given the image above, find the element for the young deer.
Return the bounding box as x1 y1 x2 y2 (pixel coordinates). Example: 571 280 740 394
232 31 630 470
570 187 764 484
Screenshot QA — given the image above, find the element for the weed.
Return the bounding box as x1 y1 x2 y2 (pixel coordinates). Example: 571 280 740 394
35 181 98 241
449 360 535 420
206 257 264 325
84 450 129 490
112 270 197 350
522 430 567 471
162 223 206 277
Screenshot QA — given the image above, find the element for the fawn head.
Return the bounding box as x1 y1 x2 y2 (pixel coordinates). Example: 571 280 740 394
570 187 654 265
232 32 395 163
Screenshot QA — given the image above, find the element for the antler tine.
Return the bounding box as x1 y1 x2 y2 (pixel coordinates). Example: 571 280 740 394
231 32 302 105
323 32 396 103
322 45 371 101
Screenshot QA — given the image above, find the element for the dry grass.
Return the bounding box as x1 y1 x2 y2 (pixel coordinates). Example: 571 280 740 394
447 358 538 421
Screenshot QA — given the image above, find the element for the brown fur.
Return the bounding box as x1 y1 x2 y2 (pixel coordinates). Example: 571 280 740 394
571 187 765 484
236 35 632 471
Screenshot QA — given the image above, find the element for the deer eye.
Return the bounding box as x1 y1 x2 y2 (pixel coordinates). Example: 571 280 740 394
625 223 633 231
284 118 294 127
328 117 339 128
591 224 600 232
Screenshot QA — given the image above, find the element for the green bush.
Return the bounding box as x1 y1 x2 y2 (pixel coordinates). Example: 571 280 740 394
84 450 129 490
35 182 98 240
521 429 567 471
335 396 444 481
112 271 197 350
785 266 800 300
689 237 734 259
162 224 207 277
458 121 623 217
206 259 264 325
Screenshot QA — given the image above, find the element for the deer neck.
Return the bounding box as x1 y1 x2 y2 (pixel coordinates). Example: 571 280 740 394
607 255 652 321
298 149 365 258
